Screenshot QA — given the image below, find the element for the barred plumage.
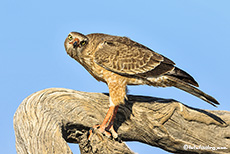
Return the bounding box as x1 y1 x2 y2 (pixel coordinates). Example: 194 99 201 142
64 32 219 138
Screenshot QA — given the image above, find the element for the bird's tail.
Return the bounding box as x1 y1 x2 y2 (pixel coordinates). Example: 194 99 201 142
166 75 219 107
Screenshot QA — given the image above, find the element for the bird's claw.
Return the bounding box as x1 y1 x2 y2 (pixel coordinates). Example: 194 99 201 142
107 126 118 139
87 127 94 141
87 125 120 141
87 125 110 141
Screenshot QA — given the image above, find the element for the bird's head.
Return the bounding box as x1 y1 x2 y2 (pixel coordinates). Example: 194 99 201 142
64 32 89 60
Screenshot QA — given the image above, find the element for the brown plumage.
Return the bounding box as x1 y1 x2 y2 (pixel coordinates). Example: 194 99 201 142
64 32 219 138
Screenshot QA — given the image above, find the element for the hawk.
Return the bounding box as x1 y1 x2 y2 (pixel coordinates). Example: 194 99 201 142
64 32 219 138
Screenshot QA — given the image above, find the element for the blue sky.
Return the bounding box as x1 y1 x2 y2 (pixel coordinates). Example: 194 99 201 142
1 0 229 153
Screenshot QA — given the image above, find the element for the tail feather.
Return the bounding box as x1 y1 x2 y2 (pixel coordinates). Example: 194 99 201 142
167 67 199 87
166 76 219 107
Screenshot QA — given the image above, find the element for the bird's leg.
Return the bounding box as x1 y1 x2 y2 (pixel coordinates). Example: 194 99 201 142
88 106 115 139
97 105 115 134
105 105 119 138
88 71 127 140
88 105 120 139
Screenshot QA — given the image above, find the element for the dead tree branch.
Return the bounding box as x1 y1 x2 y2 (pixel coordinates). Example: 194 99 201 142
14 88 230 154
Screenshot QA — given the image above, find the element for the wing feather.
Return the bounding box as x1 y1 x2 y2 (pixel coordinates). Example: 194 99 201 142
94 37 174 77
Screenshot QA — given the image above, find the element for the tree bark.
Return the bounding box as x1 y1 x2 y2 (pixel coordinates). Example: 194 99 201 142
14 88 230 154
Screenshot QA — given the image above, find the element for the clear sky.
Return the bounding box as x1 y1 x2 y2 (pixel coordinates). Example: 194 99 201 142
1 0 229 153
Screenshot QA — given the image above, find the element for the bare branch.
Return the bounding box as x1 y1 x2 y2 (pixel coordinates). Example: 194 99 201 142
14 88 230 154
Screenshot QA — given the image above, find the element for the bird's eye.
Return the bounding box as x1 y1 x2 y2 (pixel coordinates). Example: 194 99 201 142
68 35 73 40
80 40 87 46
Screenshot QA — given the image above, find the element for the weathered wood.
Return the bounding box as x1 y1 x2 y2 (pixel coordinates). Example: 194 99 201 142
14 88 230 154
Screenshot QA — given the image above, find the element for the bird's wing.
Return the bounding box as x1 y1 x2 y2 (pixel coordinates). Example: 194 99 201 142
94 36 220 106
94 37 175 77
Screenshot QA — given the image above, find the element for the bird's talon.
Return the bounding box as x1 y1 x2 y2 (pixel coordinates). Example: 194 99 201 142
88 124 113 140
115 136 122 143
103 131 112 138
89 127 94 132
87 129 93 141
108 126 118 139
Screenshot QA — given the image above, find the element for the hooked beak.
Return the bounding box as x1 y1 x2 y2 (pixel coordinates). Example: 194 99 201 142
73 41 78 48
69 38 79 48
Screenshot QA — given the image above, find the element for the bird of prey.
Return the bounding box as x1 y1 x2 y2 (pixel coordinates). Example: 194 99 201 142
64 32 219 138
